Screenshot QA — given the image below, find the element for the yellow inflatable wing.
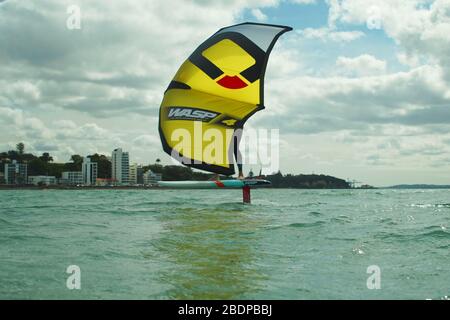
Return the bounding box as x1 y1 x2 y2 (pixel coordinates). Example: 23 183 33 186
159 22 292 175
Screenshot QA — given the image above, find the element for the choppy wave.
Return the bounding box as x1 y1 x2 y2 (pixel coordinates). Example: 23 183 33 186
288 221 326 228
375 227 450 241
265 220 326 230
0 217 14 225
330 215 352 224
411 203 450 208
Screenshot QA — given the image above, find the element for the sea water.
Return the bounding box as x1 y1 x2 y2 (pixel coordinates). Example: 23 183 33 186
0 189 449 299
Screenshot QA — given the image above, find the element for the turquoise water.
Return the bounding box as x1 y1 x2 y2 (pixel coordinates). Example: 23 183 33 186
0 189 449 300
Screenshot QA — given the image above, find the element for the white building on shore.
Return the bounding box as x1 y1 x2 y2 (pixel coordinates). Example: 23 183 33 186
28 176 57 186
4 160 28 185
60 156 98 186
61 171 83 185
129 163 144 185
82 157 98 185
112 148 129 185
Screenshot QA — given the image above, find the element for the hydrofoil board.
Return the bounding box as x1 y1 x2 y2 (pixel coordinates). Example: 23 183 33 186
157 179 271 189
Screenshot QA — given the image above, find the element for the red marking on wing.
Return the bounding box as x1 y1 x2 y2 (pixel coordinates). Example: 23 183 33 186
217 75 248 89
214 180 225 188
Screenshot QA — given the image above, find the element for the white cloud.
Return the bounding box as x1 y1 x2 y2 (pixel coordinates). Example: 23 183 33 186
326 0 450 78
298 27 365 42
0 105 119 161
132 135 160 147
336 54 387 77
290 0 317 4
396 52 421 67
0 0 283 118
0 106 51 140
251 8 268 21
268 64 448 119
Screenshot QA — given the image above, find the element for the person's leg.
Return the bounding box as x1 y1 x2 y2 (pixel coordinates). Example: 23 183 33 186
237 164 244 180
234 129 244 179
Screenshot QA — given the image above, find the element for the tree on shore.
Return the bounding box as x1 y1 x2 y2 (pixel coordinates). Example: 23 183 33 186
88 153 111 179
16 142 25 155
63 154 83 172
39 152 53 163
264 172 350 189
70 154 83 165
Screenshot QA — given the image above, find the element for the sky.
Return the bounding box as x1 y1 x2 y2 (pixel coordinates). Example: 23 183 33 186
1 0 450 186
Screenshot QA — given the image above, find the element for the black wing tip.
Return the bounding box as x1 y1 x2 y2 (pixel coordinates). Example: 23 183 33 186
164 81 191 94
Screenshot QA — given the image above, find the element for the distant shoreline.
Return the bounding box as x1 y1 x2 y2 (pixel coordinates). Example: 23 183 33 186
4 184 449 190
0 185 159 190
0 185 360 190
0 184 353 190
